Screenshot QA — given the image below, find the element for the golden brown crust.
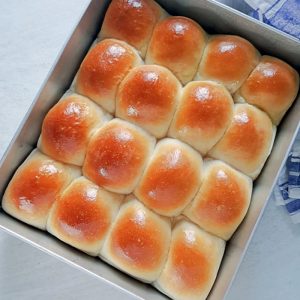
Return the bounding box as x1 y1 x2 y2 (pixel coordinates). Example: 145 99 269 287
2 151 80 229
198 35 260 93
40 94 108 166
155 220 225 300
169 81 234 154
6 1 298 297
83 119 155 194
110 208 164 269
146 16 206 84
237 55 299 124
101 197 171 282
184 160 252 240
135 139 202 216
76 39 141 113
47 177 122 255
8 160 65 216
51 179 109 242
209 104 275 178
116 65 181 137
100 0 164 57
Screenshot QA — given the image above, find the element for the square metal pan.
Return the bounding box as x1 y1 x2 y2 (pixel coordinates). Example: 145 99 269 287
0 0 299 299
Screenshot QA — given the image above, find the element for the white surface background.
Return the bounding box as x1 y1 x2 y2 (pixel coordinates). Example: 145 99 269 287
0 1 300 299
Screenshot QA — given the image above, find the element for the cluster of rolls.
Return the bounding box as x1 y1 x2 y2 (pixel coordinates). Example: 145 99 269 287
2 0 299 299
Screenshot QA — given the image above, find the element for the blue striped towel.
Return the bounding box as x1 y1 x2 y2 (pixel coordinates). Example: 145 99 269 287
228 0 300 39
273 131 300 224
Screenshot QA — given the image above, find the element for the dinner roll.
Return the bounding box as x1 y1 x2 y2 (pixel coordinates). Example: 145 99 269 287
116 65 181 138
184 160 252 240
2 150 81 230
100 195 171 282
197 35 260 93
76 39 142 113
235 55 300 125
146 16 206 84
209 104 276 179
47 177 123 256
155 219 225 300
168 81 234 155
135 138 203 217
38 94 111 166
83 119 155 194
99 0 166 57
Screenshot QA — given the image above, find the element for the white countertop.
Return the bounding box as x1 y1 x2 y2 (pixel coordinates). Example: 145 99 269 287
1 1 300 299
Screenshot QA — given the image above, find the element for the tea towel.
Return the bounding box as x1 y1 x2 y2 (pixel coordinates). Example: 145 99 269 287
273 131 300 224
223 0 300 39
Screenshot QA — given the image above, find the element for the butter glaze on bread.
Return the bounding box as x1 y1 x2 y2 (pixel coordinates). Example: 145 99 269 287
83 119 155 194
169 81 234 155
2 150 81 230
135 138 203 217
39 94 111 166
100 195 171 282
76 39 142 113
197 35 260 93
155 219 225 300
99 0 166 57
146 16 206 84
2 1 299 299
116 64 181 138
47 177 123 256
235 55 300 125
209 104 276 179
184 160 252 240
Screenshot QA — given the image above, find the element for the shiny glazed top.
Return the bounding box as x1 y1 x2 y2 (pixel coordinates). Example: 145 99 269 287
146 16 206 83
106 199 171 279
83 120 153 193
198 35 259 92
170 81 233 154
8 155 68 217
100 0 162 56
116 65 180 137
53 178 111 242
76 39 139 113
41 95 102 165
239 55 300 124
209 104 274 177
185 161 251 240
135 139 202 216
157 220 224 299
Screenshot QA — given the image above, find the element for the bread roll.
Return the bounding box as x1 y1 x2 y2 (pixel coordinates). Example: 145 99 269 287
155 219 225 300
209 104 276 179
47 177 123 256
116 65 181 138
146 16 206 84
235 55 300 125
99 0 166 57
75 39 142 113
168 81 234 155
184 160 252 240
197 35 260 93
135 138 203 217
38 94 111 166
2 150 81 230
100 195 171 282
83 119 155 194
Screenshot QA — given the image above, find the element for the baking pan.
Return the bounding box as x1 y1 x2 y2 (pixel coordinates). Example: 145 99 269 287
0 0 299 299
